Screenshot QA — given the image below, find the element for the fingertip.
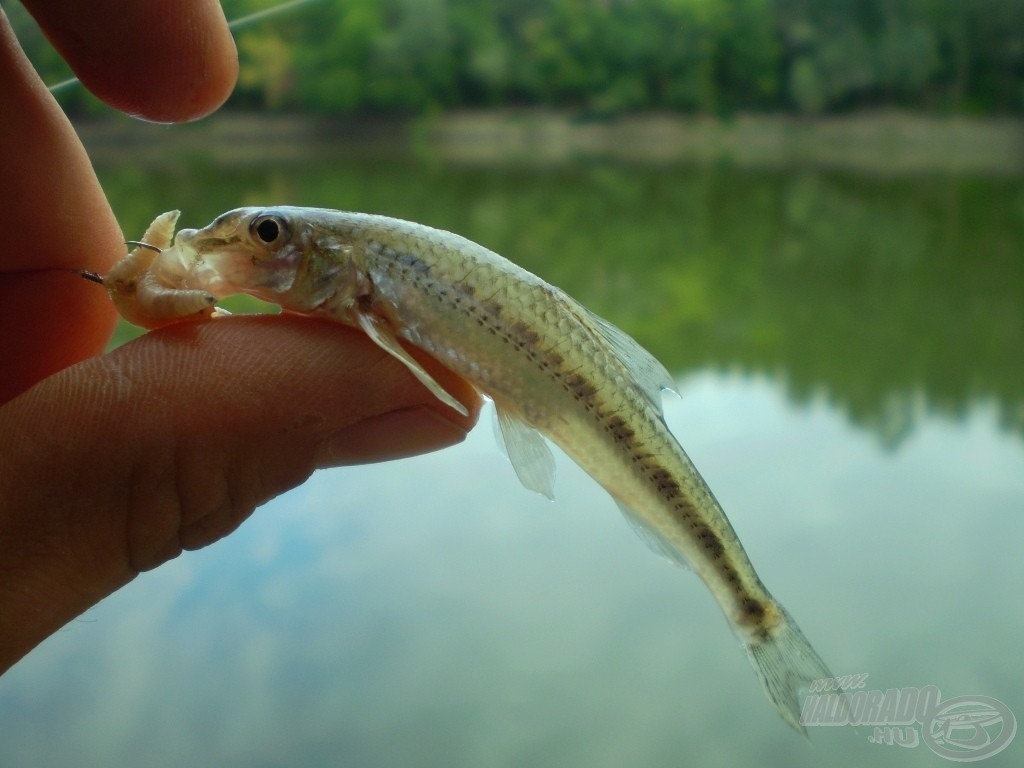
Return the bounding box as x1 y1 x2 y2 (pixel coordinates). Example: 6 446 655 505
25 0 238 122
316 405 475 468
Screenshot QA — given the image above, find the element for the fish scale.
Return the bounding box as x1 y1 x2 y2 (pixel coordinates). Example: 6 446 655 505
347 217 757 600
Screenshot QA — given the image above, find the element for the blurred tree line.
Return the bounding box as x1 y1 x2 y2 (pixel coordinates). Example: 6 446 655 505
10 0 1024 116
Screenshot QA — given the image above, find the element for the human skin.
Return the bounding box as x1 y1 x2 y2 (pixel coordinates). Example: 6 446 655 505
0 0 480 674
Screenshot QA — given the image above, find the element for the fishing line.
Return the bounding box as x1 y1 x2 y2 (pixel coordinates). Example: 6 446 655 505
224 0 318 29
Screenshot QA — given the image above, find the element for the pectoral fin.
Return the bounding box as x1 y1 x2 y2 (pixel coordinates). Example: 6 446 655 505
355 312 469 417
492 405 556 500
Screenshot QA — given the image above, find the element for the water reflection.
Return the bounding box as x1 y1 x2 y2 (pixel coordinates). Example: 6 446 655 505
102 156 1024 448
3 373 1021 767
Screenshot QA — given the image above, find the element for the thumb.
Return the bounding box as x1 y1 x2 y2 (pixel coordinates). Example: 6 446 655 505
0 315 480 673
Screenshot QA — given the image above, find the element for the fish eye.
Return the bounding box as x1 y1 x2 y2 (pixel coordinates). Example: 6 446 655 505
250 214 288 245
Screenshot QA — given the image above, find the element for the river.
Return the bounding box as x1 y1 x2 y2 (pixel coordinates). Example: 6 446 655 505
3 134 1022 767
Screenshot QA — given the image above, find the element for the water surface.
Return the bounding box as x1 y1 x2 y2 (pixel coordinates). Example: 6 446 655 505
3 147 1022 767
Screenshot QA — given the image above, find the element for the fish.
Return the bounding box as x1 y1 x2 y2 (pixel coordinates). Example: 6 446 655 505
102 207 835 734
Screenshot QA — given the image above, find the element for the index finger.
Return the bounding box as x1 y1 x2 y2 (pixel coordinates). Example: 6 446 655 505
20 0 238 122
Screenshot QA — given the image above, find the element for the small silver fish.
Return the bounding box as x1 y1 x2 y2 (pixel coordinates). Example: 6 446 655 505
104 208 835 734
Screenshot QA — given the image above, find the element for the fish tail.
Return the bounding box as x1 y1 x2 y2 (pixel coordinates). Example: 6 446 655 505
742 604 834 738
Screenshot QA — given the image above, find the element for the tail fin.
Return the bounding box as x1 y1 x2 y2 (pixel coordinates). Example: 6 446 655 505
743 607 833 737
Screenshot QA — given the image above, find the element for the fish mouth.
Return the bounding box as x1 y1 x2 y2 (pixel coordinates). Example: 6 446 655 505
183 235 301 297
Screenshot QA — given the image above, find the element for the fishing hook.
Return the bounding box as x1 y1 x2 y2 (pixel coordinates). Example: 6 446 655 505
74 240 160 283
124 240 162 252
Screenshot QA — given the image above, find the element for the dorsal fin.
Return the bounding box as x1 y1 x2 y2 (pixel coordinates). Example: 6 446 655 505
563 293 676 414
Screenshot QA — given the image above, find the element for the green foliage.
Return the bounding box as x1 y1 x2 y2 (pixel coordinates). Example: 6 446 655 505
7 0 1024 115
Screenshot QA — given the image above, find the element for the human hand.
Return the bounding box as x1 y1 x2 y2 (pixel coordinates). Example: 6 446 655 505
0 1 480 674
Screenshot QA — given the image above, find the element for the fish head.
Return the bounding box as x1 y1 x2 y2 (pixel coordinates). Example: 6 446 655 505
175 206 360 311
169 207 312 301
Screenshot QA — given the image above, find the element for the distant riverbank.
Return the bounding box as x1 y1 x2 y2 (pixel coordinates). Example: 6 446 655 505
75 110 1024 175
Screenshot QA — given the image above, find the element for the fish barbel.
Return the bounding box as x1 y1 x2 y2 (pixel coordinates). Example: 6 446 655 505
104 207 835 734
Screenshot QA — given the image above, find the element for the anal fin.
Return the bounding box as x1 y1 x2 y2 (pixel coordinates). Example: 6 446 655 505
615 499 691 569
